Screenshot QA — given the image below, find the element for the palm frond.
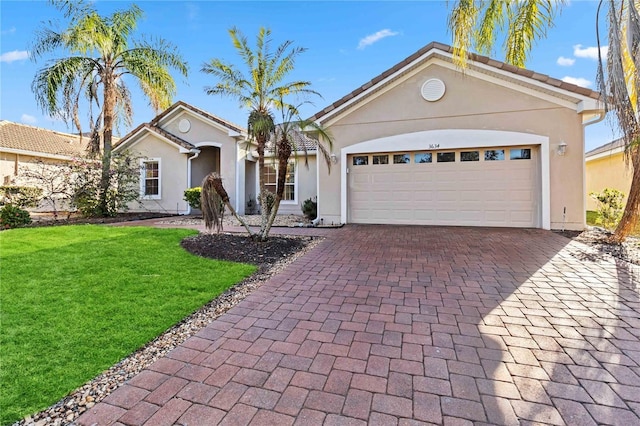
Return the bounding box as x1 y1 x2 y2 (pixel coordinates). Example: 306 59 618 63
449 0 479 67
505 0 558 68
475 0 507 56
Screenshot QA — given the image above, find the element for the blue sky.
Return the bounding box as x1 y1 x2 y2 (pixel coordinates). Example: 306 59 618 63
0 1 618 151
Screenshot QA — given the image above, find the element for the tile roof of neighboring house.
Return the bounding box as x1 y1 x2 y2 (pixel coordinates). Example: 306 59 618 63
310 41 601 122
151 101 247 134
585 138 626 158
0 120 91 157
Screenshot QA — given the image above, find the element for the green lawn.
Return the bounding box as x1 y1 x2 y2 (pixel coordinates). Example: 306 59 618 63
0 225 256 425
586 210 600 226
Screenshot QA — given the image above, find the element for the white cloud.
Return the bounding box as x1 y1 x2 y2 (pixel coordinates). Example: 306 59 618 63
573 44 608 60
357 29 399 50
556 56 575 66
562 76 592 88
0 50 29 63
21 114 37 124
1 27 16 35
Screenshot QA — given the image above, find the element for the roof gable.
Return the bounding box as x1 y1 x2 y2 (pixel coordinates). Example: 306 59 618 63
311 41 603 124
152 101 246 135
114 123 195 153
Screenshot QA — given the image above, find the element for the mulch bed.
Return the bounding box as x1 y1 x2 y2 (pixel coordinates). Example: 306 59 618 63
27 212 173 227
554 227 640 266
181 233 311 271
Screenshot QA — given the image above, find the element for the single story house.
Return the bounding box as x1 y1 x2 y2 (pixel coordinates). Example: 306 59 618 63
117 42 605 230
0 121 91 209
585 138 632 211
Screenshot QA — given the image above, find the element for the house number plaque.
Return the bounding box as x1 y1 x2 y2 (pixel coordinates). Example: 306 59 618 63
429 143 440 149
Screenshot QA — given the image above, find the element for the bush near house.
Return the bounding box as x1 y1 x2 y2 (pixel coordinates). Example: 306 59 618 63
0 186 43 208
302 197 317 220
0 204 32 229
589 188 626 230
184 187 202 210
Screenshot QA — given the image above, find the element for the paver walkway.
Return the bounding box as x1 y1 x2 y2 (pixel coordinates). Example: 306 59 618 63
78 225 640 425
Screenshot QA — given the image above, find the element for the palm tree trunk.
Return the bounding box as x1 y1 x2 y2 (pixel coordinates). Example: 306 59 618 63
99 74 115 216
260 138 291 240
612 149 640 242
257 134 269 241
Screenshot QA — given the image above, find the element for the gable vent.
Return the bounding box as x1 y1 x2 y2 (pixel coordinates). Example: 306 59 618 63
421 78 446 102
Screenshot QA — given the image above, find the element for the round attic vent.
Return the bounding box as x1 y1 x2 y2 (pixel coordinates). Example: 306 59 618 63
421 78 446 102
178 118 191 133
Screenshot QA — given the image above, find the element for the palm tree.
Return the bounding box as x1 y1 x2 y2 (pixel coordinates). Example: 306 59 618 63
202 27 332 241
448 0 639 242
31 0 188 216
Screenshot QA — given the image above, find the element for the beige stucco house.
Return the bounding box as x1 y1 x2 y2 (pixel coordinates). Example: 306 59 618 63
114 101 318 216
119 42 605 230
585 139 632 211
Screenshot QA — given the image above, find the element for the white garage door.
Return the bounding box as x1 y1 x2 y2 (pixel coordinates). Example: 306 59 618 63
348 146 540 227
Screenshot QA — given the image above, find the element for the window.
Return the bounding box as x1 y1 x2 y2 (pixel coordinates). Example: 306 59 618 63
140 159 160 199
437 152 455 162
393 154 410 164
484 149 505 161
353 155 368 166
460 151 479 162
415 152 432 163
510 148 531 160
265 161 296 202
373 155 389 165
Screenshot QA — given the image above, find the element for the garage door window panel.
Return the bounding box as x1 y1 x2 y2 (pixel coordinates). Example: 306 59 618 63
415 152 432 163
393 154 410 164
373 155 389 165
353 156 368 166
485 150 505 161
437 152 456 162
460 151 480 162
510 149 531 160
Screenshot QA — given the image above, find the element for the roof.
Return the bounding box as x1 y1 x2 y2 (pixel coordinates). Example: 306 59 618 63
268 126 318 152
0 120 90 157
311 41 601 122
151 101 246 134
585 138 626 158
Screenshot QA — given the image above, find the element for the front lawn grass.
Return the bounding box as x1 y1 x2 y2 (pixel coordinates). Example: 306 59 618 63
0 225 256 425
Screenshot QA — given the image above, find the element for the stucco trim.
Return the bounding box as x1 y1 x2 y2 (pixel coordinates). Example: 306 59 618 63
163 107 247 139
116 126 193 154
0 147 75 161
339 129 550 229
585 146 625 162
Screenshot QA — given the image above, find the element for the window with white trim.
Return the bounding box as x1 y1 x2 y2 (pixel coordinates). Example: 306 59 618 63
265 161 296 202
140 159 161 199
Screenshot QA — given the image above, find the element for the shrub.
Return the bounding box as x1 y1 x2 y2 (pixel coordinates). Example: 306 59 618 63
589 188 625 230
183 187 202 210
0 205 32 229
302 197 317 220
0 186 43 208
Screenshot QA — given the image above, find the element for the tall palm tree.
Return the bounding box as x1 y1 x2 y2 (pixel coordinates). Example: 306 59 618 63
448 0 639 242
31 0 188 216
202 27 331 241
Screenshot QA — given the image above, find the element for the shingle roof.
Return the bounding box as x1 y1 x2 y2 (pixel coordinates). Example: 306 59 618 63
0 120 90 157
585 138 626 158
311 41 601 122
151 101 246 134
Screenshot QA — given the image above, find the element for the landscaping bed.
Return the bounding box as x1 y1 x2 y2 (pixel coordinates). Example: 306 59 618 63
555 226 640 266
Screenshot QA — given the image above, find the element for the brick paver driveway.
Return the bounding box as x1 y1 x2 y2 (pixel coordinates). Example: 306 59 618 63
78 225 640 425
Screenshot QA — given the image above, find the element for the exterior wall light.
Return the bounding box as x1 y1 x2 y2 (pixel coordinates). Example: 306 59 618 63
330 153 339 164
557 141 568 156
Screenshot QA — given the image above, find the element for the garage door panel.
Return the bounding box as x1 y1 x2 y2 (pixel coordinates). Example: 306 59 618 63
348 147 538 227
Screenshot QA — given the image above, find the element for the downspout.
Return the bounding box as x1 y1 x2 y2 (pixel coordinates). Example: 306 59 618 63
186 148 201 215
582 110 607 228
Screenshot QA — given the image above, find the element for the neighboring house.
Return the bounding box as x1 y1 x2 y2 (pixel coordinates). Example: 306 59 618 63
119 42 605 230
585 139 632 211
113 101 318 216
0 121 91 209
